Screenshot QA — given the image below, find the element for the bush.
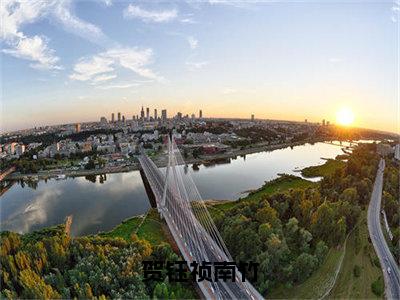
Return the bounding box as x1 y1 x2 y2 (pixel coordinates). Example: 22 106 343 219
371 276 384 296
353 265 361 277
373 256 380 268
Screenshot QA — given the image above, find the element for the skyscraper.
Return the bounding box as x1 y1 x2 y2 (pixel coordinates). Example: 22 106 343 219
199 109 203 119
122 115 125 123
75 123 81 133
161 109 167 121
111 113 115 123
146 107 150 120
140 106 145 120
154 109 158 120
251 114 255 122
118 112 121 122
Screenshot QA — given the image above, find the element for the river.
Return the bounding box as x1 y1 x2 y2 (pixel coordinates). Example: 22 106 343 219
0 141 363 236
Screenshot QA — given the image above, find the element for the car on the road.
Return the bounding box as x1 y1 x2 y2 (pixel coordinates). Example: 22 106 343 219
387 267 391 275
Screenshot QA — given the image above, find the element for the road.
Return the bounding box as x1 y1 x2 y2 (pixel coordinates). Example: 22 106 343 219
139 152 263 300
367 158 400 299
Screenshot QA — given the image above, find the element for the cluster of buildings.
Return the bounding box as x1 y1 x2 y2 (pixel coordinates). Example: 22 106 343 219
0 142 26 159
0 106 333 165
103 107 203 125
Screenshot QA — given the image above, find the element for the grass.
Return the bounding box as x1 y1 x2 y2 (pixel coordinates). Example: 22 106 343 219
99 208 167 246
136 209 167 245
329 210 383 299
267 247 344 299
301 159 346 178
99 216 143 241
267 210 383 299
208 174 316 218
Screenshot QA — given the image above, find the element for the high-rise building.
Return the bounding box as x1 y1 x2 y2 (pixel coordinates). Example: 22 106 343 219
154 109 158 120
75 123 81 133
15 144 25 156
304 119 308 123
161 109 167 121
118 112 121 122
122 115 125 123
100 116 107 124
177 112 182 119
322 119 326 126
199 109 203 119
146 107 150 120
251 114 255 122
140 106 145 120
111 113 115 123
191 113 195 119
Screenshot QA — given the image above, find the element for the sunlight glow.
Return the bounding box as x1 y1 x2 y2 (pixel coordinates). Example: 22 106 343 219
336 107 355 126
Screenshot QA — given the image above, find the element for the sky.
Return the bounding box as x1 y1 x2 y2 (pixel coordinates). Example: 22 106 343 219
1 0 399 133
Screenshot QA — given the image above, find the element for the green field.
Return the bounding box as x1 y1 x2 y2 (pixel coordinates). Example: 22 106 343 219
301 159 346 178
329 211 383 299
208 174 316 218
268 210 383 299
99 216 143 241
99 209 167 245
267 247 344 299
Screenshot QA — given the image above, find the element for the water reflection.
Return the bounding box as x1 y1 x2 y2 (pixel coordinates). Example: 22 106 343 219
0 172 150 236
0 141 368 236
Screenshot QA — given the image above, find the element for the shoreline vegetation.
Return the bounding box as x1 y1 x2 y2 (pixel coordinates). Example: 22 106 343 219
1 142 391 299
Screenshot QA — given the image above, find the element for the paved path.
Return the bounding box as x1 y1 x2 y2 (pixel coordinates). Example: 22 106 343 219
367 159 400 299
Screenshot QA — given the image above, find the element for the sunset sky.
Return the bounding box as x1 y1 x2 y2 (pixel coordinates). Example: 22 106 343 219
1 0 399 133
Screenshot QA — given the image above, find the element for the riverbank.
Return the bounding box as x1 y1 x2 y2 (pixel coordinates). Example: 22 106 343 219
6 140 311 181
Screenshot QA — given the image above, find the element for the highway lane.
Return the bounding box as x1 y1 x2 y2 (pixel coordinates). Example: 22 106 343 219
367 158 400 299
139 154 262 299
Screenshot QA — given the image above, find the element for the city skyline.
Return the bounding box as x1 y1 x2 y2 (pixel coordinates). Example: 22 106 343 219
1 0 399 133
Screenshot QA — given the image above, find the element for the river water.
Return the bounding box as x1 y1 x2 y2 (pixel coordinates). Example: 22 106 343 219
0 141 359 236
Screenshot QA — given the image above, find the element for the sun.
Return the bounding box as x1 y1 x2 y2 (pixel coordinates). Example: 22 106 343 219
336 107 355 126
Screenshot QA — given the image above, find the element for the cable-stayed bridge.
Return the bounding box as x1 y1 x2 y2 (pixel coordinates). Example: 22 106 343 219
138 137 263 300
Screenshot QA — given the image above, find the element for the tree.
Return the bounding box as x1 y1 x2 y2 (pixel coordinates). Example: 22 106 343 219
332 217 347 245
255 203 280 228
292 253 318 283
340 187 358 203
311 202 335 245
314 240 328 264
84 159 95 170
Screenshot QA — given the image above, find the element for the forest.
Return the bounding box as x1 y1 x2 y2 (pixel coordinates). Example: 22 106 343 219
382 157 400 261
213 143 381 294
1 142 397 299
0 226 193 299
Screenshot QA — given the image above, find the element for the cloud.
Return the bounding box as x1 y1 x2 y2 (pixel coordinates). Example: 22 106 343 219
392 1 400 22
101 0 113 6
3 35 62 70
186 61 208 70
123 4 177 23
0 0 108 70
92 73 117 83
52 0 109 45
70 47 163 84
69 55 114 82
96 82 140 90
0 0 61 70
180 18 195 24
187 36 198 49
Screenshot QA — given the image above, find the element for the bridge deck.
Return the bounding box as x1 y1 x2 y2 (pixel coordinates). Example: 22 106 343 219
139 152 263 300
